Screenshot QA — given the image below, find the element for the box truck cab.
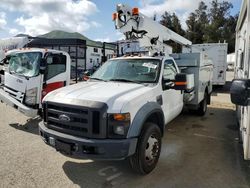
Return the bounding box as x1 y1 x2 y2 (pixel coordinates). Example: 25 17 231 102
0 48 71 117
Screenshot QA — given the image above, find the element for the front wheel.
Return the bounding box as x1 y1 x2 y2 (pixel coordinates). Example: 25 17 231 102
129 122 162 175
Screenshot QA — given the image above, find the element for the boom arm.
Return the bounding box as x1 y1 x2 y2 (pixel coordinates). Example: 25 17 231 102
113 4 192 54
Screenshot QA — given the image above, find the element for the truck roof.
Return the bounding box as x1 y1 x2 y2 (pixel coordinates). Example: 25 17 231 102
110 55 169 61
5 48 66 55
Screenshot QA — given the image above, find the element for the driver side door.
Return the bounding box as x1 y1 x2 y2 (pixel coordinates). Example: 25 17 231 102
162 59 183 123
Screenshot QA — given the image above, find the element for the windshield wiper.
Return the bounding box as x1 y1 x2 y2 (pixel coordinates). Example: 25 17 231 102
109 78 141 84
90 77 106 82
10 71 29 80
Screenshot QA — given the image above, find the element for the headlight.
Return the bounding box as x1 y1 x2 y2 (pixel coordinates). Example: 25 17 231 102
108 113 131 138
25 87 38 106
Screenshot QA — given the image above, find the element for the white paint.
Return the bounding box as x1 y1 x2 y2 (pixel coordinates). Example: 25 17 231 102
234 0 250 160
85 46 115 70
183 43 228 85
0 48 71 116
118 40 173 56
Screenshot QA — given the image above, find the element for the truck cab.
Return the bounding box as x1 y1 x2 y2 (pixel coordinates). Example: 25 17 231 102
0 48 71 117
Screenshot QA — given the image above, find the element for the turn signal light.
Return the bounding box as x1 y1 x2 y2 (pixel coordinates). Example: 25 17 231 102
175 81 187 86
132 7 139 15
113 113 130 121
112 13 118 20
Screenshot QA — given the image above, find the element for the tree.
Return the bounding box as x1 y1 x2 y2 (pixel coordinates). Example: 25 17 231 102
160 12 173 30
159 0 238 53
203 0 233 43
222 14 238 53
186 1 208 43
160 12 185 52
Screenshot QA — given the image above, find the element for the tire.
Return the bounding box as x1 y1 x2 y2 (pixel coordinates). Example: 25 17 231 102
129 122 162 175
197 92 208 116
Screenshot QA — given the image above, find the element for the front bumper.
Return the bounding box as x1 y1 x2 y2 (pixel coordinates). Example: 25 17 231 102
39 122 138 160
0 89 38 117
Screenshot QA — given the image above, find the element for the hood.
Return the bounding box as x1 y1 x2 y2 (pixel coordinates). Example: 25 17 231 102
43 81 154 112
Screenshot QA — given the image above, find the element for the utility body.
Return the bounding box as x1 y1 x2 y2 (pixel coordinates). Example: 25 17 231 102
0 48 71 117
183 43 228 86
39 4 213 174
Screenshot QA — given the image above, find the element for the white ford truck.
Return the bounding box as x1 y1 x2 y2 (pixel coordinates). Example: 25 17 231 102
39 4 213 174
39 53 212 174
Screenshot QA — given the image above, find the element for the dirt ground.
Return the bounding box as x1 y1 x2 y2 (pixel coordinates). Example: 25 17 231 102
0 71 250 188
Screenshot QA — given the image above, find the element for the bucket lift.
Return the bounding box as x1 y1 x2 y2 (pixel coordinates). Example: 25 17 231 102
113 4 192 55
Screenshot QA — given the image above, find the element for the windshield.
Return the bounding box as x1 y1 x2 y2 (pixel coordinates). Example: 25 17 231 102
91 59 161 83
8 52 42 77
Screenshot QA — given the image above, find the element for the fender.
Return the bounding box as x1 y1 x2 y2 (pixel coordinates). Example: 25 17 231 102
127 102 165 138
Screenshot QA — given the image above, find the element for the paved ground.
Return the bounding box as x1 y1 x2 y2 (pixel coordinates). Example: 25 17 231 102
0 71 250 188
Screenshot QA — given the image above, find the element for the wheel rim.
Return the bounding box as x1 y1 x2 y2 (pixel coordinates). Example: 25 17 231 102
145 134 160 165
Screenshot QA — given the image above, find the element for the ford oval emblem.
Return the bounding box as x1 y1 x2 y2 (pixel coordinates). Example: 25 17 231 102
59 114 71 122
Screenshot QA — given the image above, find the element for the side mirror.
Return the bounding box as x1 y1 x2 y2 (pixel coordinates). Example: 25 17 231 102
40 58 46 74
230 79 250 106
162 73 188 90
173 73 188 90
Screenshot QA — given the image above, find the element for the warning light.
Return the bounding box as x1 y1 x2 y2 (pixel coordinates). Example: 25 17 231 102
132 7 139 15
112 13 118 20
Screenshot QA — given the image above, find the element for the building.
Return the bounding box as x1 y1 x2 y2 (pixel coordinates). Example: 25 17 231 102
27 38 117 71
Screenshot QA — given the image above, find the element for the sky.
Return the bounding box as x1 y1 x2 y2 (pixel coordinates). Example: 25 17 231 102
0 0 242 42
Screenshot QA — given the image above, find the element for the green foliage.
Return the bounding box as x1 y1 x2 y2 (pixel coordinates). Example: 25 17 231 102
159 0 238 53
160 12 185 52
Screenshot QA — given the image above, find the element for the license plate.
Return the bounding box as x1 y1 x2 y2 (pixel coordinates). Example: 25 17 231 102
55 140 72 155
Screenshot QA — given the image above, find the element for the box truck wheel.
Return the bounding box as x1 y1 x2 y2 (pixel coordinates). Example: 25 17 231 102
197 92 208 116
129 122 162 175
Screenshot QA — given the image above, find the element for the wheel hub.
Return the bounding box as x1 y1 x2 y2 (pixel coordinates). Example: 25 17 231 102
145 135 159 164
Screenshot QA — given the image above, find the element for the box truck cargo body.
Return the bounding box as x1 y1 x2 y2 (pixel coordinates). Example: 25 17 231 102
183 43 228 86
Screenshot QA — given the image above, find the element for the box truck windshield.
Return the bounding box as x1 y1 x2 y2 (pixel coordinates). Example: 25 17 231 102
7 52 41 78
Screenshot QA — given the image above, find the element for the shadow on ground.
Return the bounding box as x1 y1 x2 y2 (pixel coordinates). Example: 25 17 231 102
212 81 232 96
62 107 250 188
9 117 41 135
62 160 142 188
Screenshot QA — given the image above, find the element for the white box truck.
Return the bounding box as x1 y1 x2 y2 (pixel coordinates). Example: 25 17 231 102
183 43 228 86
230 0 250 160
0 48 71 117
